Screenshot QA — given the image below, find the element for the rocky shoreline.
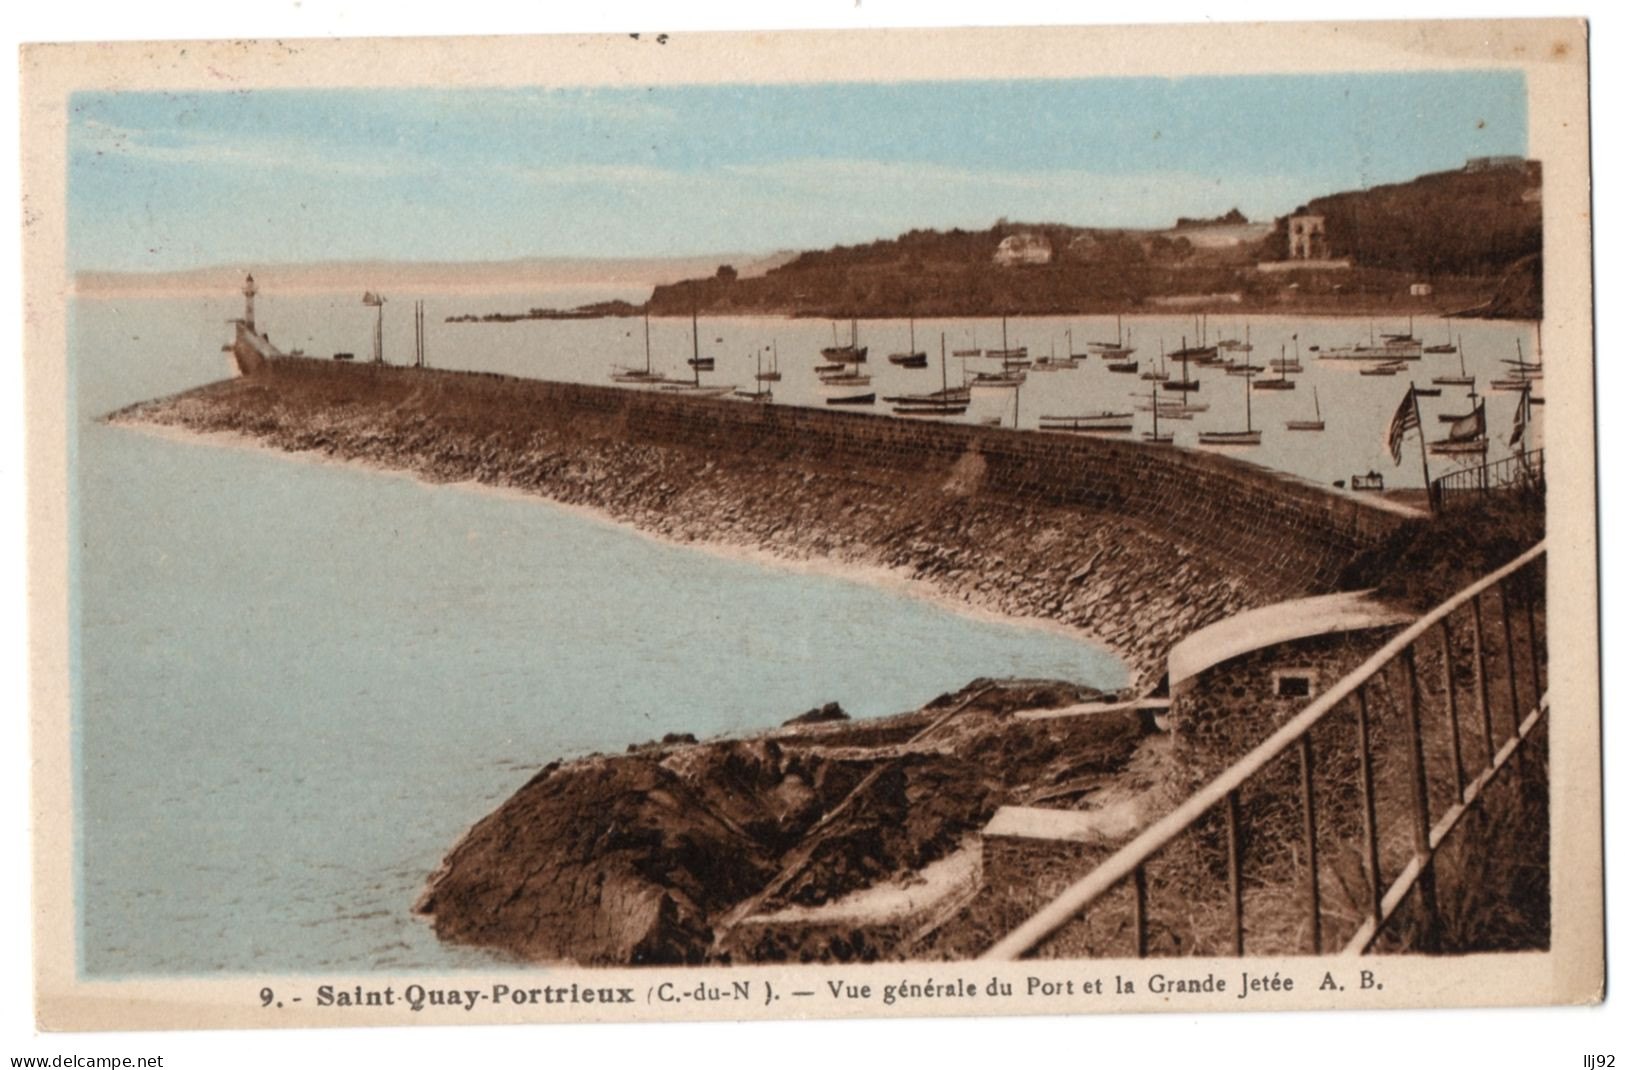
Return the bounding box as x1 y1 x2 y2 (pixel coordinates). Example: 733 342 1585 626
411 678 1153 964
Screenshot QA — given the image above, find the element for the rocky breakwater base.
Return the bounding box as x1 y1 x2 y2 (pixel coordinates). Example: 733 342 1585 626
106 358 1410 683
413 679 1159 964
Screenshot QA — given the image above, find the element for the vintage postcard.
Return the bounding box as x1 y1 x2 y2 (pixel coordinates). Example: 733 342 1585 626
21 17 1599 1032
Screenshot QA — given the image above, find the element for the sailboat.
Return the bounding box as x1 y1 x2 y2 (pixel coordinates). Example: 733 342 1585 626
1197 344 1262 445
1424 317 1457 354
1067 328 1089 361
685 302 714 371
1252 344 1296 390
610 313 671 384
1285 386 1325 431
1163 335 1202 393
1143 380 1174 442
952 325 982 358
1106 331 1139 373
887 317 928 367
756 339 782 382
820 321 873 386
1089 314 1135 358
985 315 1029 362
1381 315 1417 343
1491 338 1543 390
1032 337 1077 371
1433 337 1475 387
659 301 734 396
1317 318 1423 361
891 336 970 415
973 317 1029 386
1360 360 1405 377
1133 390 1199 418
821 319 868 363
734 348 774 402
1140 339 1171 381
1428 400 1488 455
1270 334 1304 373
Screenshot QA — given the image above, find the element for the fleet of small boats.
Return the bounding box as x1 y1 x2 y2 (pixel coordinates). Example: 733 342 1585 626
593 312 1535 478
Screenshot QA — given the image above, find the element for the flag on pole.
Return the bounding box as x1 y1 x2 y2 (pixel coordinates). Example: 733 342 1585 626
1444 401 1486 443
1386 384 1419 463
1510 386 1532 446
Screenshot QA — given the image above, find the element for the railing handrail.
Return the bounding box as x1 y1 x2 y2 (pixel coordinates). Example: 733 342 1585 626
981 538 1548 960
1433 448 1543 493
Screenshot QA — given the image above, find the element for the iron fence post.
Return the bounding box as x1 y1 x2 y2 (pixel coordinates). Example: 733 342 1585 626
1298 733 1322 954
1354 687 1383 925
1401 649 1440 952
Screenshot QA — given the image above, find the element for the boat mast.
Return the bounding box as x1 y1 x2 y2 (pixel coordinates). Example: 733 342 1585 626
644 312 652 375
691 289 700 385
1244 345 1253 432
1152 379 1161 440
940 333 948 396
1411 382 1434 508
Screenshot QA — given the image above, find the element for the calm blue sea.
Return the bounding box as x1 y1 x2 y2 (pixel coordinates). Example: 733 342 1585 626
70 293 1130 976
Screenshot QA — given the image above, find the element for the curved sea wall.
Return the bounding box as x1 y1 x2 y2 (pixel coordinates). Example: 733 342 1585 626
109 358 1408 683
109 358 1419 964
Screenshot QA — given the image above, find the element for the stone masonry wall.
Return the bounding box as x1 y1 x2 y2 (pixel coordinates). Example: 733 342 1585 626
111 359 1412 682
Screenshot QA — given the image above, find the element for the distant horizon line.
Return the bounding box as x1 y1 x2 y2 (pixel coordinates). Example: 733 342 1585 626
70 153 1536 283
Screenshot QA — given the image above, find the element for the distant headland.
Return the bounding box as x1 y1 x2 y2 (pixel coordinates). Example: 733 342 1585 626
458 158 1542 324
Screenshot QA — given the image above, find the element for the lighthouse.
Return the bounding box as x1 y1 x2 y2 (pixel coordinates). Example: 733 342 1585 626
243 273 258 333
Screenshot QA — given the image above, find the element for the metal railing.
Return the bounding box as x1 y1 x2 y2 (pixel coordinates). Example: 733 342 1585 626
982 541 1548 960
1432 448 1544 512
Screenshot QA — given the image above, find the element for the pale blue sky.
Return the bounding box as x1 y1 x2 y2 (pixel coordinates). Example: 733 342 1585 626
68 72 1526 272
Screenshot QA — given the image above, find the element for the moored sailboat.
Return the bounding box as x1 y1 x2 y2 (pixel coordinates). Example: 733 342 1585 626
1163 335 1202 393
610 312 672 384
1285 386 1325 431
887 317 928 368
891 335 970 416
1252 345 1296 390
1197 345 1262 446
821 319 868 364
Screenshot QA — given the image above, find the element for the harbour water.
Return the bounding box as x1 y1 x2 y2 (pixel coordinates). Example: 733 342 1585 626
71 292 1131 976
239 286 1539 490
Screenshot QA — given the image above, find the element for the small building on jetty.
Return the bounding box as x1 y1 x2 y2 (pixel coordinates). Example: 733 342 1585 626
223 272 285 375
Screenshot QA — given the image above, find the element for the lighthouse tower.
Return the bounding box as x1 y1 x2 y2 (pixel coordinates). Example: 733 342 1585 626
242 273 258 333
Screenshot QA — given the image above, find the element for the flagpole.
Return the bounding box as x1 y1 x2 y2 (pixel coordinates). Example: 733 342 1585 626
1410 381 1434 511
